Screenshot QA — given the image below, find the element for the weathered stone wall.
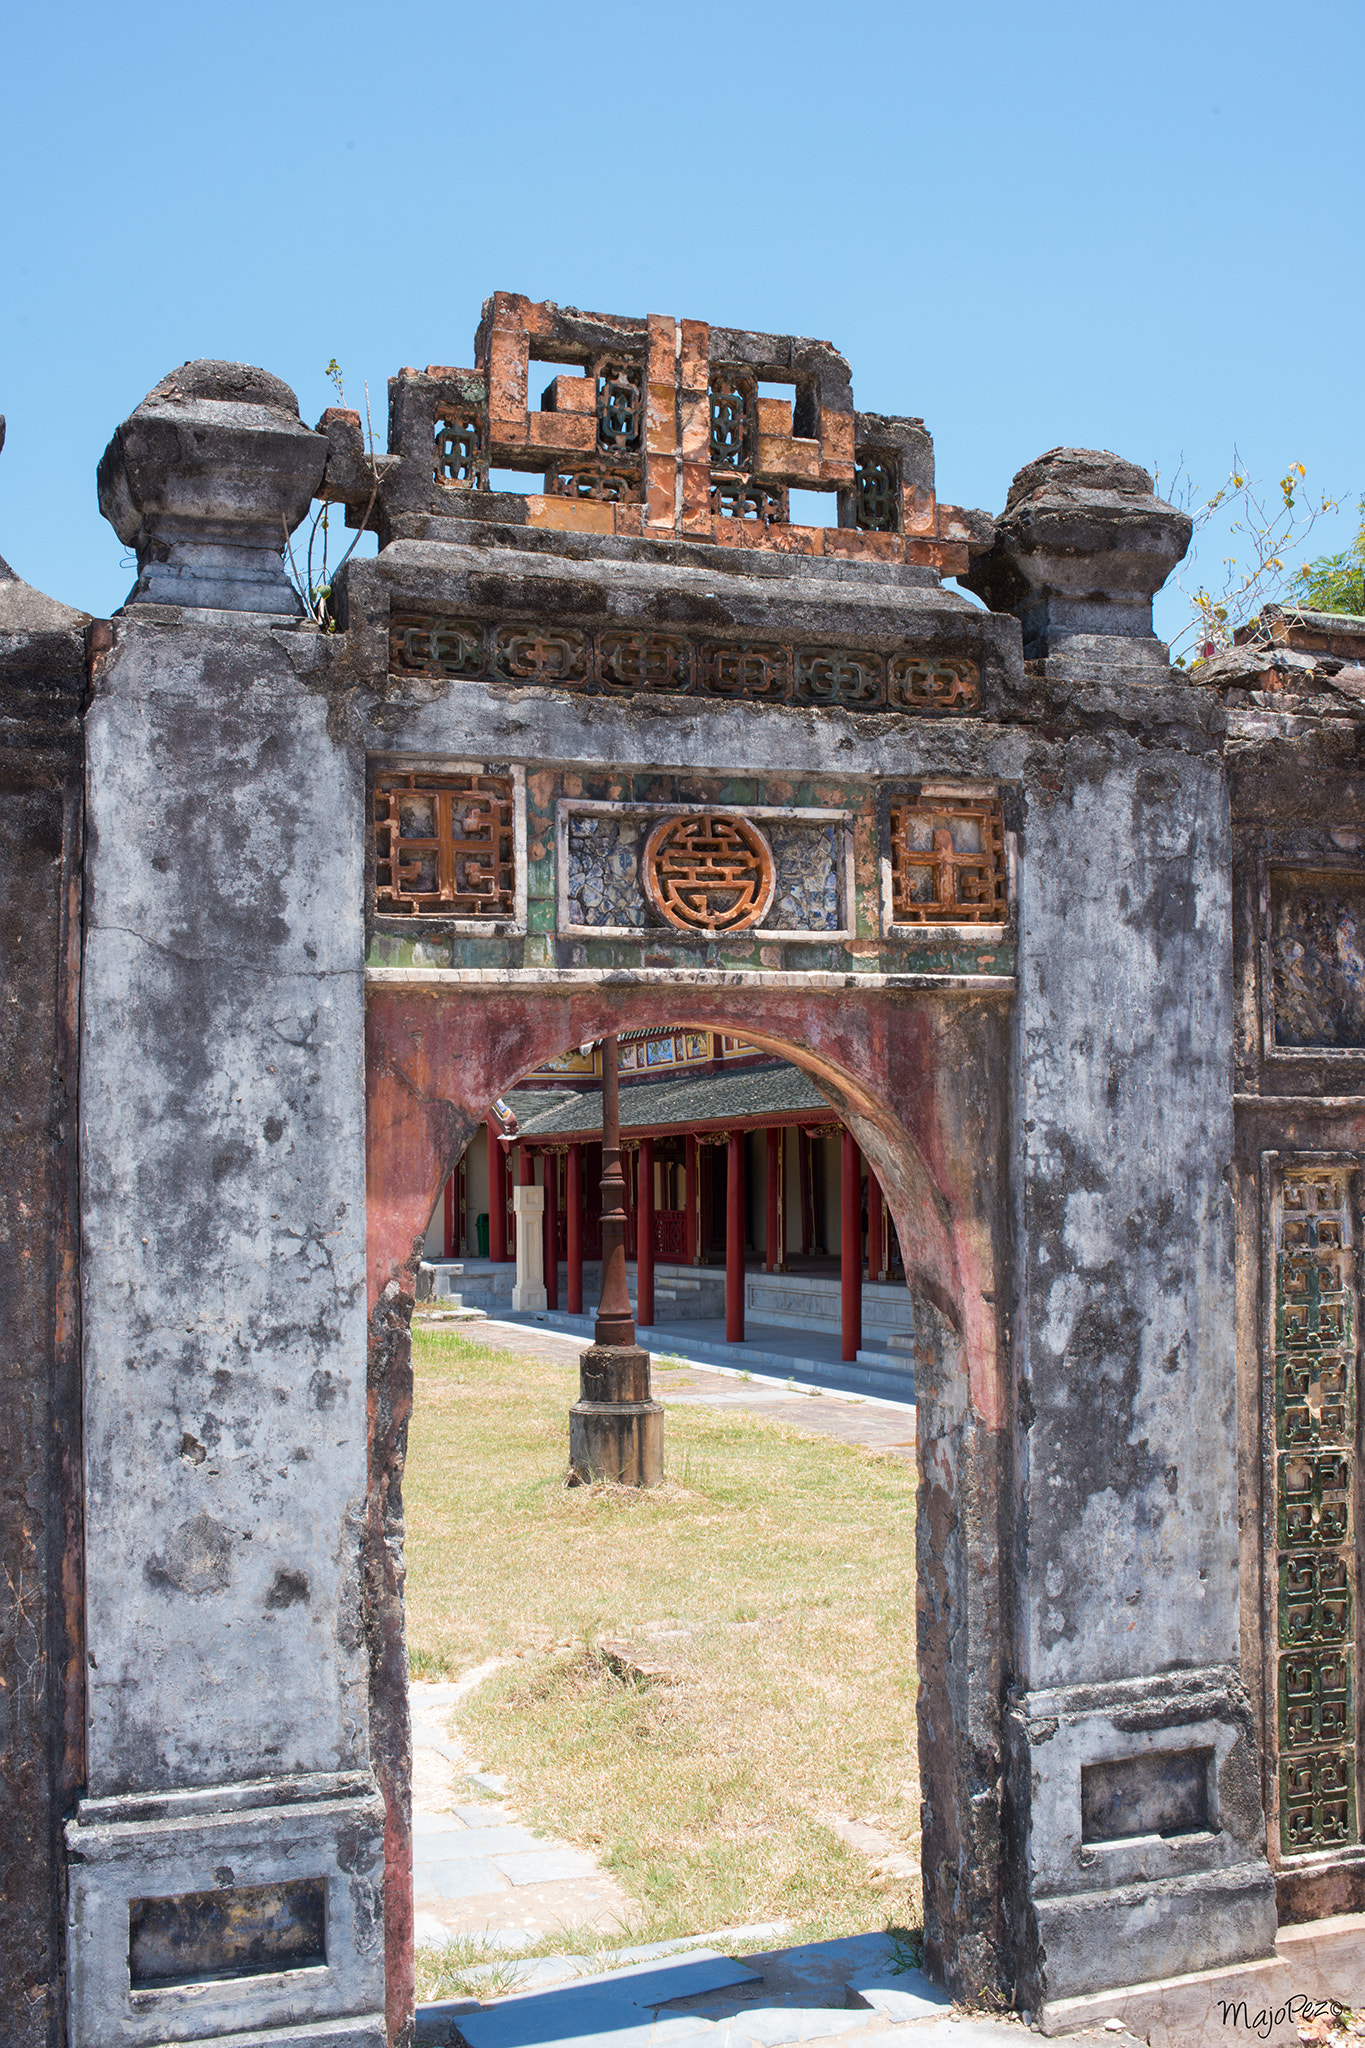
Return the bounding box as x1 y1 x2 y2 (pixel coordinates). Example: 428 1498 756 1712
1003 693 1275 2006
0 554 87 2048
1225 641 1365 1925
11 331 1352 2042
69 614 386 2046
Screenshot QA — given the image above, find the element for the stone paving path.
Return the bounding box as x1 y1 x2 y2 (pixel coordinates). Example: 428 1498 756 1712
412 1675 635 1949
418 1931 1143 2048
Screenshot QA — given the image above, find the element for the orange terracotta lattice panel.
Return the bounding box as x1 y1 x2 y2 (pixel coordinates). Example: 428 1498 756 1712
890 794 1006 924
643 814 776 934
374 772 515 917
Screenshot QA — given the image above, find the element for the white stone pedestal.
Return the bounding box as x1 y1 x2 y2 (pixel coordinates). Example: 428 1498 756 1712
512 1184 547 1310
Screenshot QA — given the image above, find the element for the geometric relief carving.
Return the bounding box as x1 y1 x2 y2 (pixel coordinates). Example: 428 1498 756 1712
493 625 590 687
702 643 789 701
388 611 981 717
794 648 885 709
711 480 786 525
373 771 515 918
709 373 751 470
598 630 691 694
1270 871 1365 1048
888 655 979 711
563 803 844 940
853 454 899 533
391 616 485 679
889 794 1007 925
1273 1164 1360 1855
642 814 776 934
548 469 641 503
596 361 643 454
434 416 483 486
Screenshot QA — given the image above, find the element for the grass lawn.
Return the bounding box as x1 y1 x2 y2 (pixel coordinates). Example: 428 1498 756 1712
405 1323 921 1975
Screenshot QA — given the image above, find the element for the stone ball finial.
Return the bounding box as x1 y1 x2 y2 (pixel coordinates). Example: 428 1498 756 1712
961 447 1192 672
97 361 327 615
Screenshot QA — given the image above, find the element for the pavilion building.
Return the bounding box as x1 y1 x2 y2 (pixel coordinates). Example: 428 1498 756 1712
420 1029 911 1365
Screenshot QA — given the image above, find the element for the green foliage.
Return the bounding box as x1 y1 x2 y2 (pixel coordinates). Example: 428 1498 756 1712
1158 453 1338 667
1291 498 1365 616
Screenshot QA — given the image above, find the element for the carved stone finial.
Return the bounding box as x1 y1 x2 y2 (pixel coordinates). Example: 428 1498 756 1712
96 361 327 615
961 447 1192 673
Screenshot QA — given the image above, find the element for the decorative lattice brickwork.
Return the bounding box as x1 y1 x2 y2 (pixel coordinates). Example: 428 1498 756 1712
890 795 1007 924
389 612 980 714
1273 1165 1359 1855
366 297 986 571
373 771 515 917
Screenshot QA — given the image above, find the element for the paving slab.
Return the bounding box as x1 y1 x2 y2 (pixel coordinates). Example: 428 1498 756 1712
455 1988 659 2048
708 1936 897 2011
418 1875 634 1946
496 1849 604 1886
423 1825 549 1857
718 2008 875 2045
844 1965 952 2023
586 1954 764 2003
419 1857 505 1900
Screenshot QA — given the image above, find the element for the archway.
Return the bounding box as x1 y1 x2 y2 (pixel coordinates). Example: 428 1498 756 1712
363 977 1012 2040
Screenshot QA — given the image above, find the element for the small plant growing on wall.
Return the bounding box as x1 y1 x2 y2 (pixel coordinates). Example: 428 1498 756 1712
283 358 382 628
1156 451 1339 666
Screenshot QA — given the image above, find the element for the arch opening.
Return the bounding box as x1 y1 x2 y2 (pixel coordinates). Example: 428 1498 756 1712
364 978 1013 2030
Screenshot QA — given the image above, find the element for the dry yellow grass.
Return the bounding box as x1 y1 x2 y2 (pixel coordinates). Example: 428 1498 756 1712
405 1325 921 1951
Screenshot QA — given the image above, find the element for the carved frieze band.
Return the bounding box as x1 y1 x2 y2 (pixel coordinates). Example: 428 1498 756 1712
1271 1163 1359 1856
390 613 980 714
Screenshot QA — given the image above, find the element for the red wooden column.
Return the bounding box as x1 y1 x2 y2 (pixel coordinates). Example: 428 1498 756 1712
566 1142 583 1314
840 1127 862 1362
443 1175 456 1258
487 1114 507 1263
637 1137 655 1330
543 1152 559 1311
726 1132 745 1344
798 1129 814 1256
866 1167 884 1283
520 1146 534 1187
684 1134 698 1265
765 1129 782 1273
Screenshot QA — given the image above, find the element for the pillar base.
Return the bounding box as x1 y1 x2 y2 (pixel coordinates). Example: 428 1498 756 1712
65 1771 385 2047
569 1344 663 1485
1007 1667 1277 2006
511 1282 547 1311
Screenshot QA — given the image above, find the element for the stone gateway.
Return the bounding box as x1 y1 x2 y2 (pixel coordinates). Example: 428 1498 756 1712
1 297 1362 2046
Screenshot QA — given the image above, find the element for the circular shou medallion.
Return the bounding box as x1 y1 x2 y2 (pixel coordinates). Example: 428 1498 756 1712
642 813 777 934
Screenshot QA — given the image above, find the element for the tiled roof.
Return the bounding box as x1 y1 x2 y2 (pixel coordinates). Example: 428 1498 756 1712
505 1061 833 1141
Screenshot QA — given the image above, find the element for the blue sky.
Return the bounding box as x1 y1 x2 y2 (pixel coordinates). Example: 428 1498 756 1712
3 0 1361 644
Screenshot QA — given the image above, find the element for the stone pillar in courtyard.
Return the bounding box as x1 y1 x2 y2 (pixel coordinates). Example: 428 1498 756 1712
967 450 1279 2014
569 1037 664 1486
511 1176 547 1310
67 365 386 2048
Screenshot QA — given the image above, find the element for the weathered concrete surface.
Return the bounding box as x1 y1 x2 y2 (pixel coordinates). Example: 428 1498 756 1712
963 449 1191 669
76 613 379 2042
97 361 326 614
1015 735 1237 1690
0 534 88 2048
